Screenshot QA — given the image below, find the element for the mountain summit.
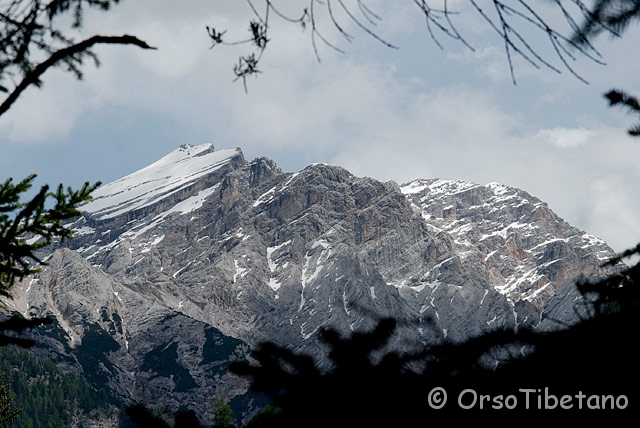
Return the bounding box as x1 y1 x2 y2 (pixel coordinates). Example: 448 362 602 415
4 144 617 422
81 144 242 220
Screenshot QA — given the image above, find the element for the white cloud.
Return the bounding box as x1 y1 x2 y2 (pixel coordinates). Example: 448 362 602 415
1 0 639 256
580 174 640 253
535 127 595 149
447 45 516 83
0 69 91 144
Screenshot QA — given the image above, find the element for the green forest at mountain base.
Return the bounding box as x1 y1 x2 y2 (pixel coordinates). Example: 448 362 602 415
0 346 119 428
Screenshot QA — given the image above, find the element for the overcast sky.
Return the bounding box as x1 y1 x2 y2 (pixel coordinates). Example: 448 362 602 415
1 0 639 254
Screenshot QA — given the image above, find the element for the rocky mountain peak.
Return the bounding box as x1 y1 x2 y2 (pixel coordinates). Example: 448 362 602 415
3 145 621 423
81 144 244 222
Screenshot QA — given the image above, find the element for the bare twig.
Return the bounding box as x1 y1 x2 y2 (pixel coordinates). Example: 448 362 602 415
209 0 624 88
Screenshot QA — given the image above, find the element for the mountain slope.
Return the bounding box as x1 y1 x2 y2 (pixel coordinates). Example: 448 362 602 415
3 144 619 422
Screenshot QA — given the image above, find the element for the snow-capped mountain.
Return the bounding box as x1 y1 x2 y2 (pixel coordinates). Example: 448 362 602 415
4 144 619 423
81 145 241 220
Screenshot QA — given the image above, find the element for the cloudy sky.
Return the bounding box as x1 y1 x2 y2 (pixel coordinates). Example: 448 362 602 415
1 0 639 254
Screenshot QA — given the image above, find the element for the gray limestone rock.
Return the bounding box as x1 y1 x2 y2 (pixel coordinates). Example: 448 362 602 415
3 144 622 423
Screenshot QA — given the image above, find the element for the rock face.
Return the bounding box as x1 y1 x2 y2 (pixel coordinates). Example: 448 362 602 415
10 248 251 423
3 144 619 422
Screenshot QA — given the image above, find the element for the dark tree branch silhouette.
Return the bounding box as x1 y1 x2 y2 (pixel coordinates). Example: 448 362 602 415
571 0 640 44
0 314 52 348
0 175 100 294
207 1 626 88
0 174 96 352
0 2 637 426
604 89 640 136
202 4 640 425
0 0 156 119
0 173 98 422
230 246 639 425
209 2 640 139
0 2 153 422
0 34 156 117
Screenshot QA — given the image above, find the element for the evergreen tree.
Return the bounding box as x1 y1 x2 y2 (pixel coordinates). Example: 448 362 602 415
0 155 102 428
243 404 280 428
0 346 118 427
211 399 237 428
0 373 20 427
0 175 100 348
0 2 638 427
0 175 99 293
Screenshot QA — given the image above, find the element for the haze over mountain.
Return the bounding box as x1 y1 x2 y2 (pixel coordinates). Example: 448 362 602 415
3 144 618 424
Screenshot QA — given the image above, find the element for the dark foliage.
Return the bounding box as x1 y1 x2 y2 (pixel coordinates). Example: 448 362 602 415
0 174 100 294
230 246 639 425
174 409 205 428
123 247 639 427
0 174 99 352
123 405 209 428
0 313 51 349
0 372 20 426
572 0 640 44
0 167 101 423
0 2 638 427
0 345 118 428
212 400 237 428
604 89 640 136
123 405 172 428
